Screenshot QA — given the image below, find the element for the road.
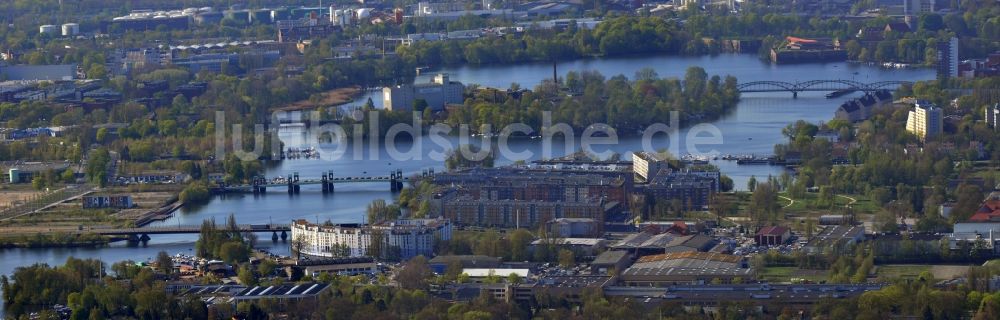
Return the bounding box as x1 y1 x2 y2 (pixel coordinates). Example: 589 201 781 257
779 196 795 208
837 194 857 208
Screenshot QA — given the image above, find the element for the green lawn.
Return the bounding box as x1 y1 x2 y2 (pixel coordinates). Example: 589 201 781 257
780 192 884 217
985 259 1000 268
758 267 828 283
875 265 931 280
972 169 999 182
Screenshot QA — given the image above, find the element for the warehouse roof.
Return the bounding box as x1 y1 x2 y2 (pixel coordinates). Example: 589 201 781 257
623 252 750 278
592 250 630 265
462 268 530 278
232 283 330 300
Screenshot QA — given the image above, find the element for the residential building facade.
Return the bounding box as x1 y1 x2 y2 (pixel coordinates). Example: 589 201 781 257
987 103 999 130
834 90 892 122
632 151 671 182
442 197 607 229
906 101 943 140
937 37 958 80
641 170 720 211
290 218 452 260
383 73 464 111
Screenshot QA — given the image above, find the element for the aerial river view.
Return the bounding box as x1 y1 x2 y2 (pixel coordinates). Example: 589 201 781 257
0 53 934 279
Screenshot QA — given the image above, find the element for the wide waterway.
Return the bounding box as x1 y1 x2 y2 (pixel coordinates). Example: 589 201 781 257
0 54 934 283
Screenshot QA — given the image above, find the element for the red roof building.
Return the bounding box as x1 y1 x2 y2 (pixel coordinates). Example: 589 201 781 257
968 200 1000 222
755 226 791 246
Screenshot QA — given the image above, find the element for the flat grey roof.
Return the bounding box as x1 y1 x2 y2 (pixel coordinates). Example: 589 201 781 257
1 65 76 81
593 250 630 265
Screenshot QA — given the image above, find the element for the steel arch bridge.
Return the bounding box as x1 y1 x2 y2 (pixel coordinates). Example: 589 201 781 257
737 80 912 96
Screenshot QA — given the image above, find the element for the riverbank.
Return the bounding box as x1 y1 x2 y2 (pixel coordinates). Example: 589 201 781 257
276 86 363 111
0 233 111 248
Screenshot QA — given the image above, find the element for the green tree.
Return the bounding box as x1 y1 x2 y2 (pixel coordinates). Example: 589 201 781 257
508 229 533 262
397 255 432 290
95 127 108 143
218 241 249 264
257 260 276 277
238 265 258 286
179 182 210 204
155 251 173 275
61 169 75 183
31 176 45 190
507 273 523 284
558 249 575 268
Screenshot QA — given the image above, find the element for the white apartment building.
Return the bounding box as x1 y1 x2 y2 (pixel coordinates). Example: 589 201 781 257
382 73 464 112
291 218 452 260
905 101 943 140
632 151 671 182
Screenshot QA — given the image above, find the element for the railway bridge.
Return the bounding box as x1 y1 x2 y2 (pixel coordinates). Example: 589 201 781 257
737 80 912 97
211 168 435 194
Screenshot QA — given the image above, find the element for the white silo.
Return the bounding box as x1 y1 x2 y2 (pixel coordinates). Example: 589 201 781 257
39 25 58 35
333 9 344 26
61 23 79 36
356 8 371 19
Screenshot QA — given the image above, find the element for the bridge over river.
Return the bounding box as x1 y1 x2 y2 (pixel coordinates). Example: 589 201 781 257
78 224 291 242
211 169 431 194
738 80 912 97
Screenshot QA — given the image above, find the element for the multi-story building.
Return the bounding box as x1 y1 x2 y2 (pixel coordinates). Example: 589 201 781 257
433 164 636 228
106 48 167 76
987 103 999 130
277 16 340 43
641 170 719 210
937 37 959 80
169 50 280 74
290 218 452 260
906 101 944 140
903 0 936 15
442 196 607 229
632 152 672 182
383 73 464 111
547 218 601 238
434 166 632 204
958 52 1000 78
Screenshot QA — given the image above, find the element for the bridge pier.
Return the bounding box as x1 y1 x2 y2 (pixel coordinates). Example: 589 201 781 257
272 231 279 242
390 171 398 192
252 176 267 195
321 173 329 193
792 91 798 98
293 172 300 194
327 170 334 193
139 233 150 246
389 169 404 192
280 230 288 241
287 172 300 194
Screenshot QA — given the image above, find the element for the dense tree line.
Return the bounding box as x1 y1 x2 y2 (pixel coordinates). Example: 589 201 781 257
446 67 739 134
1 256 212 319
194 214 253 264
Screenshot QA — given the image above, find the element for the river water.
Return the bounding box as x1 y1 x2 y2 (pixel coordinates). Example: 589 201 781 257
0 54 934 282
